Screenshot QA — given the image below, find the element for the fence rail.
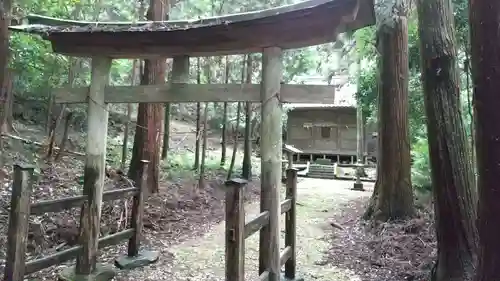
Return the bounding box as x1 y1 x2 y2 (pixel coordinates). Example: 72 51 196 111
3 160 150 281
225 168 298 281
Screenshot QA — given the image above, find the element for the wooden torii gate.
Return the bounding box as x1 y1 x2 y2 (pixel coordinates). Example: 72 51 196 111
9 0 374 280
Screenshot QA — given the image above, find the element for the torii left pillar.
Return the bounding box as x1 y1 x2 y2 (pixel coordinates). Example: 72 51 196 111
60 56 116 280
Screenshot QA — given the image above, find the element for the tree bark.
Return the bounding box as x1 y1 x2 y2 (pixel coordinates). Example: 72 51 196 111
242 54 253 179
364 0 414 221
220 56 230 167
199 102 209 187
161 103 170 160
227 102 242 180
55 110 73 161
417 0 478 280
0 0 11 139
470 0 500 280
199 59 211 187
129 0 166 193
122 60 139 169
227 57 246 180
194 58 202 170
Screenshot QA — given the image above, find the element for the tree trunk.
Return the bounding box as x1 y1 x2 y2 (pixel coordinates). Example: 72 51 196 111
220 56 230 167
221 102 228 166
129 0 166 193
242 54 253 179
364 0 414 221
122 59 139 169
161 103 170 160
199 102 209 187
162 53 171 161
0 0 11 144
417 0 478 280
0 70 12 133
470 1 500 280
199 59 211 187
54 110 73 161
194 58 202 170
227 102 242 180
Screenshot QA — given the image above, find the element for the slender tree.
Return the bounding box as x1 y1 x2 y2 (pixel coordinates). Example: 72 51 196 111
363 0 415 220
227 102 242 180
194 58 202 170
199 59 211 187
417 0 477 279
220 56 230 167
242 54 253 179
121 60 139 169
0 0 10 129
470 0 500 280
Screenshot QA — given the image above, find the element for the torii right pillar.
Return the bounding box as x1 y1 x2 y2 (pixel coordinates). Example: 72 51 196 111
259 47 283 281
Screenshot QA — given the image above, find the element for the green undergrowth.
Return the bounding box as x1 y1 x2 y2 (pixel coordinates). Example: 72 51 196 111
105 134 261 181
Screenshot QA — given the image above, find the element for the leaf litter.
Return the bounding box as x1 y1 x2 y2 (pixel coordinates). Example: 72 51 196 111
326 196 436 281
0 124 437 280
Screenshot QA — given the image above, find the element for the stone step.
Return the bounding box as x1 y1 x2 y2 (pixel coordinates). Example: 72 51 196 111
309 165 335 171
307 173 337 179
308 170 336 175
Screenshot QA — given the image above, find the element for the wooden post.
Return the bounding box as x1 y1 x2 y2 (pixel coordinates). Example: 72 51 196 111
287 151 293 169
76 56 112 275
259 46 283 281
285 168 297 279
3 164 34 281
128 160 149 256
225 178 247 281
353 95 364 190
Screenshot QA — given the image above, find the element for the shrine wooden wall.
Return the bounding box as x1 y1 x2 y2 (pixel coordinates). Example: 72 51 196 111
287 107 375 156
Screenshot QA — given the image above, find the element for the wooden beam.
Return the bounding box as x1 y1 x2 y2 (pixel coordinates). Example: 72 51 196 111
75 56 112 275
258 46 282 281
244 211 270 239
30 187 138 215
25 229 134 275
53 84 334 104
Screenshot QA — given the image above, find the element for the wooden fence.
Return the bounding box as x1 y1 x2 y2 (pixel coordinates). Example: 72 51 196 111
225 168 297 281
3 160 150 281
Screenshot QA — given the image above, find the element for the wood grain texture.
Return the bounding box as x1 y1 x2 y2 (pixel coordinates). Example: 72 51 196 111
3 165 34 281
285 169 297 278
25 229 134 275
225 179 246 281
52 84 335 104
30 187 138 215
128 160 149 256
258 47 282 281
244 211 270 239
75 56 112 275
11 0 374 58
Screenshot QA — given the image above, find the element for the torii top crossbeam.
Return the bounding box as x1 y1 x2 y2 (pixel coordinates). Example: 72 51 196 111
9 0 374 58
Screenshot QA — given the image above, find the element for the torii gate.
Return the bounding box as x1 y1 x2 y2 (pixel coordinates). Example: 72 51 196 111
9 0 374 279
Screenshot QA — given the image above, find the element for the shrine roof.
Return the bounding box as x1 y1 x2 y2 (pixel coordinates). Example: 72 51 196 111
9 0 374 58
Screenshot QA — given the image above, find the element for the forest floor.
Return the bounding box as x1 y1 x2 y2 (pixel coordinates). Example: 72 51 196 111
109 179 435 281
0 117 436 281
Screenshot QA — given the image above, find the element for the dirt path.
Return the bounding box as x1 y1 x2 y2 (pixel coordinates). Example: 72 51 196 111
116 178 373 281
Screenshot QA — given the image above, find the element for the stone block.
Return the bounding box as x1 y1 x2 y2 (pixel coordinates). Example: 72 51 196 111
58 263 115 281
114 250 160 270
